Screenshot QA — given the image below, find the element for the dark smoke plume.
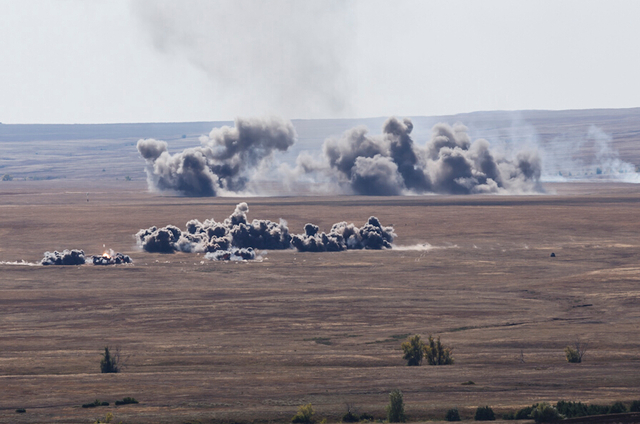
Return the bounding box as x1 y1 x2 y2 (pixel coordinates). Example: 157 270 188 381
41 249 87 265
135 203 396 257
291 216 395 252
135 202 291 255
205 247 256 261
299 117 542 195
91 250 133 265
138 117 296 196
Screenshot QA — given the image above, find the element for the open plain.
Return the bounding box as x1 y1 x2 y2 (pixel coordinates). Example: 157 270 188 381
0 181 639 423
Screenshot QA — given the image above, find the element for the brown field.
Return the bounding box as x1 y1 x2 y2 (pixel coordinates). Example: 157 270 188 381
1 181 640 424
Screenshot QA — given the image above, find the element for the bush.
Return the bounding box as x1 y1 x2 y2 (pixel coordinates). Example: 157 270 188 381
115 397 139 406
530 403 561 423
292 403 315 424
446 408 461 421
401 335 425 366
100 346 120 373
609 402 627 414
82 399 104 408
565 341 587 363
555 401 588 418
15 408 26 413
586 404 609 415
474 406 495 421
342 411 359 422
425 335 454 365
386 389 406 423
502 412 515 420
359 413 374 422
515 405 535 420
630 400 640 412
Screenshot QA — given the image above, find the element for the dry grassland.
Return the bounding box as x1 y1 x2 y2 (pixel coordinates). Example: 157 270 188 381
0 181 639 423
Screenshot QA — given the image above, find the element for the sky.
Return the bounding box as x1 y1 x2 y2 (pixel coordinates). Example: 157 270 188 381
1 0 640 124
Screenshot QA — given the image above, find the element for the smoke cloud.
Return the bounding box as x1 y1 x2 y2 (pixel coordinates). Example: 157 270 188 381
205 247 256 261
297 117 543 195
91 250 133 265
135 203 395 258
138 117 297 196
131 0 355 118
41 249 87 266
541 125 640 182
291 217 395 252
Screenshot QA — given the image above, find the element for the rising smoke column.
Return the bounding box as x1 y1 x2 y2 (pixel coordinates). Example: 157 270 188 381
302 117 542 195
138 117 297 196
135 202 396 256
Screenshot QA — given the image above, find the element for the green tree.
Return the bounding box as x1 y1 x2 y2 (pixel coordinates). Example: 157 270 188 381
386 389 406 423
401 335 425 366
425 335 454 365
100 346 120 373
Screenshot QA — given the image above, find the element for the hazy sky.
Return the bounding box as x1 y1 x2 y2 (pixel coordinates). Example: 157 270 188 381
1 0 639 124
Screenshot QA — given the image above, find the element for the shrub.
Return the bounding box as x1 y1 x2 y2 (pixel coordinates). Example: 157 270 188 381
515 405 535 420
82 399 103 408
386 389 406 423
359 413 374 421
446 408 461 421
342 404 359 423
565 341 587 363
425 335 454 365
530 403 561 423
94 412 113 424
15 408 26 413
342 411 359 422
502 412 515 420
292 403 315 424
401 335 425 366
100 346 120 373
586 404 609 415
474 406 495 421
555 401 588 418
630 400 640 412
609 402 627 414
115 397 139 406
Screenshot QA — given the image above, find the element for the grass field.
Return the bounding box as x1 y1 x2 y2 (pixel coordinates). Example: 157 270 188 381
0 181 639 423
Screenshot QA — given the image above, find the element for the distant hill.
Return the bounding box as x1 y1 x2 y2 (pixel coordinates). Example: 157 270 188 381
1 108 639 182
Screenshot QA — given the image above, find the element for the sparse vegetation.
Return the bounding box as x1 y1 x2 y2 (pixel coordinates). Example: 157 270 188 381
565 340 587 363
474 406 495 421
82 399 108 408
292 403 315 424
401 334 424 366
502 412 515 420
530 403 561 423
341 404 359 423
609 401 627 414
461 380 475 385
515 405 535 420
386 389 406 423
115 397 139 405
425 335 454 365
93 412 114 424
100 346 120 373
359 413 374 421
446 408 461 421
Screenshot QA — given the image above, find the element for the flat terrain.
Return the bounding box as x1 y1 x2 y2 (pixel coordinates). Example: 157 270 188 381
0 181 639 423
